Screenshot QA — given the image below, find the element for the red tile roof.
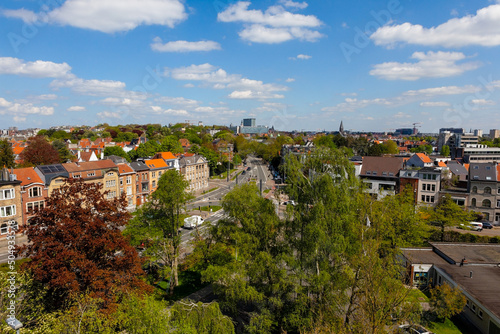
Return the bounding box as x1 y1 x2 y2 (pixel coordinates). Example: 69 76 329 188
117 164 134 174
416 153 432 163
12 167 43 186
144 159 168 169
157 152 177 160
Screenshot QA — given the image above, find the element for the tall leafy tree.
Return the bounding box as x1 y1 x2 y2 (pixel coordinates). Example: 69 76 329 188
103 145 131 162
17 179 150 309
429 283 466 321
421 194 473 241
0 139 15 168
51 139 75 163
125 169 192 294
19 136 60 167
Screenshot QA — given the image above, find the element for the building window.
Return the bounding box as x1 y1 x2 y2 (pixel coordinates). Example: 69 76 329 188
466 299 470 308
106 180 116 188
471 304 476 313
471 198 476 207
421 195 425 202
484 187 492 194
438 275 442 285
127 186 132 195
422 184 426 191
478 310 483 319
482 199 491 208
87 172 95 177
0 221 17 235
107 191 117 199
0 205 16 217
152 180 156 188
152 171 156 178
28 187 42 198
107 172 114 176
27 201 44 213
128 198 133 207
430 196 435 203
483 212 490 221
126 176 132 184
431 184 436 192
472 186 477 193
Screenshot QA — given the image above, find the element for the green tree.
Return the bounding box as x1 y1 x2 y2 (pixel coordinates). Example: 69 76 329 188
380 139 398 154
103 145 131 162
422 194 473 241
440 144 451 157
125 169 192 294
429 283 466 321
51 139 75 163
160 135 183 153
0 139 15 168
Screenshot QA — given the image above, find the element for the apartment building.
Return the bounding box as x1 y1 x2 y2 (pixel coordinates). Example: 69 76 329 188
468 162 500 224
117 164 136 211
34 164 69 196
359 156 407 199
144 158 170 192
179 154 209 191
0 168 22 239
130 161 150 206
12 167 49 227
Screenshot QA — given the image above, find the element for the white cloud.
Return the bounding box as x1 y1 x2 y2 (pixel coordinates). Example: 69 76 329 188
51 77 128 96
167 63 288 99
228 90 285 99
420 101 451 107
218 1 323 43
37 94 58 100
97 111 121 119
3 0 187 33
13 116 27 123
286 78 295 82
394 112 411 118
151 38 221 52
297 54 312 60
0 97 54 117
279 0 308 10
0 57 71 78
184 83 195 88
470 99 495 105
402 85 479 97
371 4 500 47
370 51 480 81
150 106 188 116
155 96 201 108
67 106 86 112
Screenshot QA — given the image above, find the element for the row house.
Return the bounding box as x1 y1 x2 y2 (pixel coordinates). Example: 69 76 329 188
144 159 170 192
117 164 136 211
179 154 209 191
153 152 180 170
399 167 442 206
0 168 22 239
359 156 407 199
130 161 150 206
12 167 49 227
468 163 500 224
35 164 70 196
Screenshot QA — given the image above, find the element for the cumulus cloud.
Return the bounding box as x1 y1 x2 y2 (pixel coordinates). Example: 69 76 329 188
370 51 480 80
286 78 295 82
3 0 187 33
51 77 128 96
470 99 495 105
218 1 323 43
167 63 288 99
279 0 308 10
420 101 451 107
371 4 500 47
97 111 121 119
0 57 71 78
67 106 86 112
150 106 188 115
0 97 54 117
151 38 221 52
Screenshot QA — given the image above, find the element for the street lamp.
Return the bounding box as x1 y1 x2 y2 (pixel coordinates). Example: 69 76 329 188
7 317 23 334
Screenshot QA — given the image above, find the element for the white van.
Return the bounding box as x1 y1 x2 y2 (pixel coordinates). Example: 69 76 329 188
183 215 204 229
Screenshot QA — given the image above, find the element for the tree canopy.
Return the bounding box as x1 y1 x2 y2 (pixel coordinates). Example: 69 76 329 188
19 136 60 167
0 138 15 168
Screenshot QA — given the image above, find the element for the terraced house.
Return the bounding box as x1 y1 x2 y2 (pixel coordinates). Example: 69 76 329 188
144 158 170 193
179 154 209 191
117 164 136 211
12 167 49 227
0 168 22 239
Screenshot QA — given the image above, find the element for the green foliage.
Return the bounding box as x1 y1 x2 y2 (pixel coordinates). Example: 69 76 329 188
429 283 466 321
0 139 15 168
421 194 474 241
160 135 183 153
411 144 433 155
51 139 75 163
440 145 451 157
380 139 399 154
103 145 131 162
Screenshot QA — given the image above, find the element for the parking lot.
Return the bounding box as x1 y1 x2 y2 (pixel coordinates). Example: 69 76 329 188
450 226 500 237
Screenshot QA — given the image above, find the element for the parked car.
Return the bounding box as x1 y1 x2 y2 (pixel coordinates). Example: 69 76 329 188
397 324 433 334
183 215 204 229
482 222 493 229
459 222 483 231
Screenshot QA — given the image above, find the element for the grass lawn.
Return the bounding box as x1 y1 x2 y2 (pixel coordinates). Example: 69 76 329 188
202 187 219 194
211 169 237 180
427 317 470 334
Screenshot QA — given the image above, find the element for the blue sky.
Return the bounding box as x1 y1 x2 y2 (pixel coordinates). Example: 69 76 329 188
1 0 500 133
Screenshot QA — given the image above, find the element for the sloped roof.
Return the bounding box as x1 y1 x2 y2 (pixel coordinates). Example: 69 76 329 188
416 153 432 163
117 164 134 174
144 159 168 169
12 146 24 155
437 161 446 167
360 156 406 177
157 152 177 160
446 161 468 176
13 167 43 186
469 162 497 182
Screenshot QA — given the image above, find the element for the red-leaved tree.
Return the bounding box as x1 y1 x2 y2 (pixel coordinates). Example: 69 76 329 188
18 179 151 309
19 136 60 167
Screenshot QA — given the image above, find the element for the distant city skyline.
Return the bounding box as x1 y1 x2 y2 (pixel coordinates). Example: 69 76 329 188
1 0 500 133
